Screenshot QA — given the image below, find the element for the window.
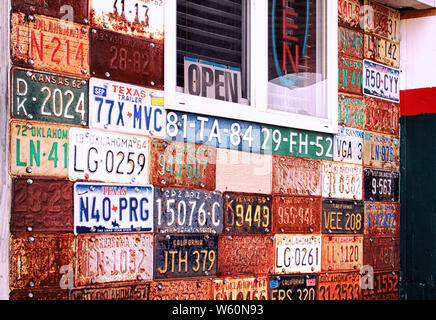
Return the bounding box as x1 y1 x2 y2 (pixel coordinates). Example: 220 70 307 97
165 0 338 134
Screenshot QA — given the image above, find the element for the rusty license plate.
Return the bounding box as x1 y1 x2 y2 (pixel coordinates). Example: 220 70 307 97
12 178 73 233
10 289 68 300
218 235 273 277
361 270 400 300
339 55 362 95
272 155 322 197
223 193 271 235
365 202 400 236
154 187 223 234
322 199 364 235
364 169 400 202
149 279 211 300
338 0 362 30
212 277 268 300
10 120 70 178
11 13 89 77
10 233 75 289
90 28 163 89
318 272 362 300
333 127 363 165
365 97 400 136
69 283 149 300
339 26 363 59
269 274 318 301
150 139 216 191
364 34 400 68
363 132 400 170
75 233 153 286
322 235 363 272
322 162 363 200
364 0 400 42
274 234 322 274
363 236 400 271
272 196 321 234
338 94 365 130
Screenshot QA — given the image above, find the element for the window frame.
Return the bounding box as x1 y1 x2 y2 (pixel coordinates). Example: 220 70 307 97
164 0 338 134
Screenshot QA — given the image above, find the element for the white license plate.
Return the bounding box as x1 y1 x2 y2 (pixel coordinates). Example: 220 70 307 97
333 127 363 165
363 59 400 103
274 234 321 274
74 182 153 235
68 128 149 184
89 78 165 137
322 162 363 200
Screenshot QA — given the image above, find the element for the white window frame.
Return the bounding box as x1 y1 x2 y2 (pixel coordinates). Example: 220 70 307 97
164 0 338 134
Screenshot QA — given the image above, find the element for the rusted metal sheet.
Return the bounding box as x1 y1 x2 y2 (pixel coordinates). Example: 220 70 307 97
69 283 149 300
272 196 321 234
154 234 218 279
10 120 70 178
10 233 75 289
212 277 268 300
11 178 73 233
365 202 399 236
90 28 163 89
321 235 363 272
338 55 363 95
363 169 400 202
318 272 362 300
269 274 318 301
361 270 400 300
75 233 153 287
365 97 400 136
10 289 68 300
338 94 365 130
322 199 364 235
333 127 364 165
11 13 90 77
339 26 364 59
218 235 273 277
363 132 400 170
272 155 322 197
273 234 321 274
338 0 362 30
150 139 216 191
363 236 400 271
364 34 400 68
321 162 363 200
149 279 211 300
12 0 89 24
223 193 271 235
364 0 400 42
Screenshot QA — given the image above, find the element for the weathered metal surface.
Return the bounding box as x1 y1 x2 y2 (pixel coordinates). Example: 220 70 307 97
322 162 363 200
150 139 216 191
364 34 400 68
338 55 362 95
338 0 362 30
218 235 273 277
272 155 322 197
75 233 153 286
149 279 211 300
11 178 73 233
363 168 399 202
154 234 218 279
363 59 400 103
321 235 363 272
212 277 268 300
69 283 149 300
273 234 322 274
365 97 400 136
90 28 163 89
363 131 400 170
11 13 90 77
322 199 364 235
223 193 271 235
74 183 154 234
361 270 400 300
89 77 165 138
68 128 150 184
10 288 68 300
363 236 400 271
338 94 365 130
339 26 364 59
154 187 223 234
365 202 400 236
318 272 362 300
10 233 75 289
11 68 89 126
333 127 364 165
363 0 400 42
10 120 70 178
272 196 321 234
269 274 318 301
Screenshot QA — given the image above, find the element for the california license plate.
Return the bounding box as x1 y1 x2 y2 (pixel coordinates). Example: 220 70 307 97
363 168 400 202
322 162 363 200
322 199 364 234
363 132 400 170
333 127 363 165
363 60 400 103
269 274 318 301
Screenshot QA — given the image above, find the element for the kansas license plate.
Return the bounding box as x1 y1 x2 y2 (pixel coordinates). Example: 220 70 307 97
364 34 400 68
364 169 400 202
154 187 223 234
338 0 362 29
322 162 363 200
365 97 400 136
269 274 318 301
318 272 362 300
12 68 88 125
363 132 400 170
212 277 268 300
333 127 363 165
322 235 363 272
338 55 362 95
322 199 364 234
363 236 400 271
89 78 165 137
363 60 400 103
68 128 149 184
338 94 365 130
365 202 400 235
339 26 363 59
74 182 154 234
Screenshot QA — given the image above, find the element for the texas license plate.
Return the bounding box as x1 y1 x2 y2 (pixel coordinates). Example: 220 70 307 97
322 162 363 200
89 78 165 137
364 34 400 68
322 199 364 234
363 59 400 103
333 127 363 165
363 132 400 170
365 202 400 236
338 55 362 95
269 274 318 301
363 168 400 202
338 94 365 130
212 277 268 300
322 235 363 272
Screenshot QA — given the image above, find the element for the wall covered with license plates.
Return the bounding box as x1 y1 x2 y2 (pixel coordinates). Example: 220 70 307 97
6 0 402 300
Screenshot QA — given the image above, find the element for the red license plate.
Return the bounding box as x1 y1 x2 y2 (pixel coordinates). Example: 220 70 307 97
318 272 362 300
149 279 212 300
212 277 268 300
363 236 400 271
365 97 400 136
339 26 364 59
361 270 400 300
338 0 362 30
69 283 150 300
321 235 363 272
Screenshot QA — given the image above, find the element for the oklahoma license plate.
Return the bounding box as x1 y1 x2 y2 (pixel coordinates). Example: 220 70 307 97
363 60 400 103
333 127 363 165
322 162 363 200
322 235 363 272
364 132 400 170
363 169 400 202
212 277 268 300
